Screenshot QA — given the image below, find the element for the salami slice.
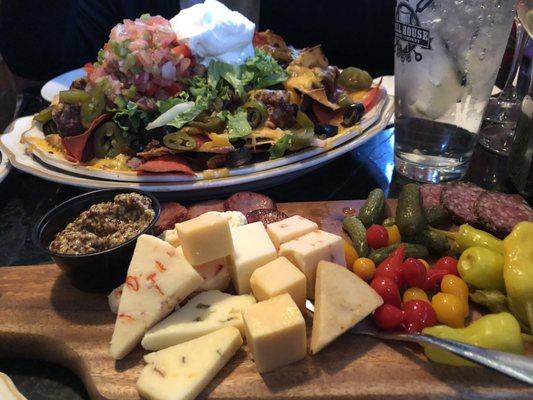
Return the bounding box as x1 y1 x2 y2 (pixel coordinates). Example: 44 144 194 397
441 182 486 225
186 200 225 220
420 183 444 208
224 192 276 215
475 191 533 236
246 209 288 226
155 202 188 234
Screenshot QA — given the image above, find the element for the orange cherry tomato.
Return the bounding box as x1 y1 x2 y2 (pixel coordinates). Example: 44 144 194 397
431 292 465 328
441 274 469 317
353 257 376 281
403 287 430 304
385 225 401 245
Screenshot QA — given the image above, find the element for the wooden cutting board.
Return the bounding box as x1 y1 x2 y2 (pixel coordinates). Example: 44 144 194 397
1 200 532 400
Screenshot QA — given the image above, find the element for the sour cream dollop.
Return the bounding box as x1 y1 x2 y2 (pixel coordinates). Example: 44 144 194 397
170 0 255 66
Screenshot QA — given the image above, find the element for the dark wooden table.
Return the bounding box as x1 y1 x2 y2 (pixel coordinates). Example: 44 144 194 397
0 120 521 399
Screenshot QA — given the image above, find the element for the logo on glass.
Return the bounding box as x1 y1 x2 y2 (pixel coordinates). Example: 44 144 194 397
395 0 433 62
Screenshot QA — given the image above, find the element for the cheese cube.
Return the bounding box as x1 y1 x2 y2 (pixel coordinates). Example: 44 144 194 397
110 235 203 360
176 213 234 265
142 290 256 351
227 222 277 294
266 215 318 248
242 293 306 373
250 257 306 311
310 261 383 355
176 246 230 292
279 230 345 299
138 327 243 400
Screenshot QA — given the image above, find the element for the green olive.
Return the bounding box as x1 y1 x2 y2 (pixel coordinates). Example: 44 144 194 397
337 67 372 91
163 130 197 150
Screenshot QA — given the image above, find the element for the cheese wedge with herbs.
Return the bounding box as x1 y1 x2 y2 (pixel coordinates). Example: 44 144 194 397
137 326 243 400
142 290 256 351
110 235 203 360
309 261 383 355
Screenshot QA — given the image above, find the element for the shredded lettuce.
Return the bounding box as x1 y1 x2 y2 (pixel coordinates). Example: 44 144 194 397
242 50 288 89
166 103 206 130
268 134 291 159
224 109 252 140
112 101 150 132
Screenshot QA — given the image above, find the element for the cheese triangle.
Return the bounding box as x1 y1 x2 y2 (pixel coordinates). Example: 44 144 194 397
137 326 243 400
142 290 256 351
110 235 203 360
309 261 383 355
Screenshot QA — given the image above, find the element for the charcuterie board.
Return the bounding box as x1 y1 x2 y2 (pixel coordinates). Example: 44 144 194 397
0 200 532 400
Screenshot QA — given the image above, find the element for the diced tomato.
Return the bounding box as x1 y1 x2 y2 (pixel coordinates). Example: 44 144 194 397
166 82 183 96
84 62 95 75
171 44 192 58
252 31 269 47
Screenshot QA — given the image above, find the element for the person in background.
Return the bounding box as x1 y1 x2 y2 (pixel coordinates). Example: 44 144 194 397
0 0 394 83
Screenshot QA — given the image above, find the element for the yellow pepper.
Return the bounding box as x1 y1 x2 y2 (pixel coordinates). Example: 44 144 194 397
343 238 359 268
422 313 524 367
503 221 533 332
385 225 401 245
432 224 503 253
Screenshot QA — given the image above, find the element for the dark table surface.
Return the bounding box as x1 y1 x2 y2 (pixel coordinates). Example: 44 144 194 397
0 119 519 399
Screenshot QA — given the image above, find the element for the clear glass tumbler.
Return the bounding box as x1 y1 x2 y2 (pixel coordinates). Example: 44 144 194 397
394 0 516 182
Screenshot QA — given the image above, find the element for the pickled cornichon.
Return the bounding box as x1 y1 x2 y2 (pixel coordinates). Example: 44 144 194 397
342 216 370 258
396 183 427 236
358 188 385 228
369 243 428 264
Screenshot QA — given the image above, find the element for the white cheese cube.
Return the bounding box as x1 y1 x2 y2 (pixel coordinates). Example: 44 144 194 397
176 213 234 265
227 222 277 294
242 293 306 373
250 257 307 311
138 326 243 400
110 235 203 360
266 215 318 248
310 261 383 355
279 230 345 299
142 290 256 351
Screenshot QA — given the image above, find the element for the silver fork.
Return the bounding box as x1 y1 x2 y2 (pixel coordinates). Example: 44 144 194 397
305 300 533 385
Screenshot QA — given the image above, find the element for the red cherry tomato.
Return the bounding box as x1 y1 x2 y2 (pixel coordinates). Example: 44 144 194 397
423 268 449 291
375 262 402 287
435 256 459 276
373 304 404 331
366 224 389 250
402 300 438 333
401 258 427 289
370 276 401 308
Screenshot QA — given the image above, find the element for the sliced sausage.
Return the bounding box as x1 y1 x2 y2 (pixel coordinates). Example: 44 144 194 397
154 202 188 234
475 191 533 236
246 209 288 226
441 182 486 225
420 183 444 209
186 199 225 220
224 192 276 215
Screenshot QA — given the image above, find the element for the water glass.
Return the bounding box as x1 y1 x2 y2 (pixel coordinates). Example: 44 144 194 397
394 0 516 182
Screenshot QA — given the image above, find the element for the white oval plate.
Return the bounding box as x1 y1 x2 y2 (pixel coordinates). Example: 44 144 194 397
0 96 393 195
25 89 389 183
0 147 10 183
40 68 85 102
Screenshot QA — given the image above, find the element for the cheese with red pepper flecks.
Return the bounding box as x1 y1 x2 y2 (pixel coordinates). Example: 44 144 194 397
266 215 318 249
110 234 203 360
279 230 345 299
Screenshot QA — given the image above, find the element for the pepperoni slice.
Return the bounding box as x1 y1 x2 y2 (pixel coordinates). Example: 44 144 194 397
224 192 276 215
154 202 188 235
246 209 288 226
420 183 444 209
186 200 226 220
